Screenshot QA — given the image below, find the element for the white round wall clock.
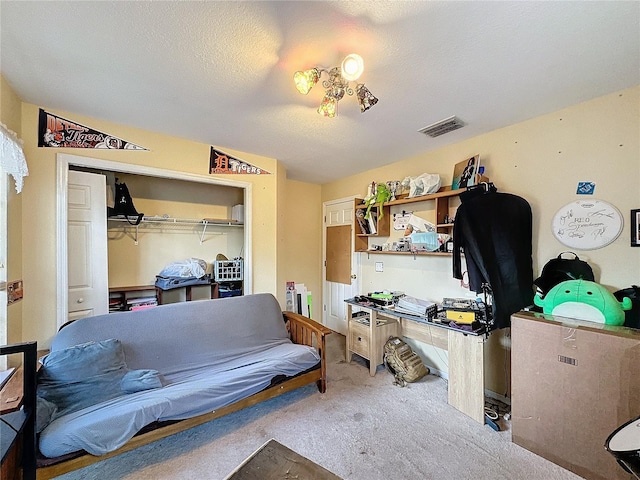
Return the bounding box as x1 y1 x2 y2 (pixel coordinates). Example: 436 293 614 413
551 199 623 250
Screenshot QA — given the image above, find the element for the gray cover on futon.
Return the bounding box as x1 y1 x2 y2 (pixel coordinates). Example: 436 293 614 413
38 293 320 458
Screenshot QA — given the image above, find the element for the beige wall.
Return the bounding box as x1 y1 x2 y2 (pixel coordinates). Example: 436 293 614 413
280 180 322 320
104 173 245 286
18 102 299 348
322 86 640 394
5 79 639 396
1 76 23 347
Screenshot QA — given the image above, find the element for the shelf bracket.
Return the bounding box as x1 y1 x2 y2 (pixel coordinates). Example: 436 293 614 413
200 221 209 244
134 225 139 245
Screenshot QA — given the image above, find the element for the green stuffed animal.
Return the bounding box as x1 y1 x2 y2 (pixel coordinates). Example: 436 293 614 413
364 183 391 220
534 279 632 326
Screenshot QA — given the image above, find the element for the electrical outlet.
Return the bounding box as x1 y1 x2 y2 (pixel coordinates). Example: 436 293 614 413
375 262 384 272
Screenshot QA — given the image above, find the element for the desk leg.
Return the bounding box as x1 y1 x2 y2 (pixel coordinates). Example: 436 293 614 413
447 332 485 424
369 310 378 376
345 304 353 363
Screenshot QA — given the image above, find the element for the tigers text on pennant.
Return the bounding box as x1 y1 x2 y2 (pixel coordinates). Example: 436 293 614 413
38 109 148 150
209 147 270 175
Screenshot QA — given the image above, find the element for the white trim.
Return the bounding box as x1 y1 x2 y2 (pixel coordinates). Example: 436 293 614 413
323 195 360 208
0 171 7 369
56 153 252 329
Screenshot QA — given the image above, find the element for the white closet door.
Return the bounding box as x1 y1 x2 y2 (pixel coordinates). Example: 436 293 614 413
67 170 108 322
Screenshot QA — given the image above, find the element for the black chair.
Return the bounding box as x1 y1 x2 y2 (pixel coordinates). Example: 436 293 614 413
605 415 640 479
1 341 37 480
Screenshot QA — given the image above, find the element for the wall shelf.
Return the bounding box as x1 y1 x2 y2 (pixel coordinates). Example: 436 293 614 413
363 250 452 259
107 216 243 245
354 188 463 255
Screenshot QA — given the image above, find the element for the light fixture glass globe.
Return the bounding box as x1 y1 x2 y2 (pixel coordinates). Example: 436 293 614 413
293 68 319 95
341 54 364 81
318 93 338 117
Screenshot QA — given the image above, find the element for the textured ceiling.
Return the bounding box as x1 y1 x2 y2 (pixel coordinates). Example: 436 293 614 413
1 1 639 184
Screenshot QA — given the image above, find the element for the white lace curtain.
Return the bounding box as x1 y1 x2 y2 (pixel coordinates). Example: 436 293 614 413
0 122 29 193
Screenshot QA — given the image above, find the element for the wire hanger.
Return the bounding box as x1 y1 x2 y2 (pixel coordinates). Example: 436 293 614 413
468 182 496 193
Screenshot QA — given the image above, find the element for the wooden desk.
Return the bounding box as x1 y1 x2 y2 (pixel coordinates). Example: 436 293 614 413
1 351 46 415
156 283 219 304
345 299 486 424
109 285 157 312
1 367 23 415
109 283 220 311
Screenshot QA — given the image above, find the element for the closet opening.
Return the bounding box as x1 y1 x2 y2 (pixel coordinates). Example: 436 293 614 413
56 153 252 329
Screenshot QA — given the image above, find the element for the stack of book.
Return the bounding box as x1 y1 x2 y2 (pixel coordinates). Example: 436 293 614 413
356 210 378 235
127 296 158 311
395 296 437 319
109 298 124 312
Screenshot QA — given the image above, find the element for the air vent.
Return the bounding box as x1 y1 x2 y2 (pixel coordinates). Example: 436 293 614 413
418 116 465 138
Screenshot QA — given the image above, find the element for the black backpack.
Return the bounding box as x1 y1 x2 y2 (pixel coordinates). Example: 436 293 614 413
614 285 640 329
107 181 144 225
534 252 595 297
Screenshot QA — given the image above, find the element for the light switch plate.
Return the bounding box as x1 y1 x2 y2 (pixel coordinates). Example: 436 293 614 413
375 262 384 272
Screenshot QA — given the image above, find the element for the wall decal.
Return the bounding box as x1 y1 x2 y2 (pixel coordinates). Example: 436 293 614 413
38 109 148 150
576 181 596 195
209 147 270 175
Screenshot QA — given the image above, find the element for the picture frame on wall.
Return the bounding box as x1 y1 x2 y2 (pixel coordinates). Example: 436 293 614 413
451 155 479 190
632 209 640 247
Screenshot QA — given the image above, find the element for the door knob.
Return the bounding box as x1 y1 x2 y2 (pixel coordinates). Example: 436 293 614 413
351 274 357 279
77 298 84 303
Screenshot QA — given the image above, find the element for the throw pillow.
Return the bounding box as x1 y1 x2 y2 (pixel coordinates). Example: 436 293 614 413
36 396 58 433
37 339 129 416
121 369 163 393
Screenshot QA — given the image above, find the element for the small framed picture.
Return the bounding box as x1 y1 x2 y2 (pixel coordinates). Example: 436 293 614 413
7 280 23 304
451 155 479 190
632 209 640 247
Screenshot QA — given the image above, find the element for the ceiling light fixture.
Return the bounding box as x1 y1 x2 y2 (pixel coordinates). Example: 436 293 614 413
293 53 378 118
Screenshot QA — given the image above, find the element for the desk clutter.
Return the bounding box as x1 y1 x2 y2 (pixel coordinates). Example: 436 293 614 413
344 295 487 423
351 291 492 334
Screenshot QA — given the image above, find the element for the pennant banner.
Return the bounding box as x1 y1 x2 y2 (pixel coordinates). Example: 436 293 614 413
209 147 270 175
38 109 148 150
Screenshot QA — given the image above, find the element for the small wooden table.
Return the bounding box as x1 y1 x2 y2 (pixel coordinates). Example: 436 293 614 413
224 439 342 480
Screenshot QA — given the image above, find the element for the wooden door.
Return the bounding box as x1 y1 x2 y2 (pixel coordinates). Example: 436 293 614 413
323 198 359 335
67 170 108 321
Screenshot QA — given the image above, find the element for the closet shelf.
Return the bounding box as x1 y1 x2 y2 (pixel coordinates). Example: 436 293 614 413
107 216 243 245
108 216 243 227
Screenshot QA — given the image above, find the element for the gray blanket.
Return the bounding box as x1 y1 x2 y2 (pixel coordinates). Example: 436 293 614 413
38 294 320 457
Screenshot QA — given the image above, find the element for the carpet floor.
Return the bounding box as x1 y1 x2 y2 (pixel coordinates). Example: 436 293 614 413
55 334 584 480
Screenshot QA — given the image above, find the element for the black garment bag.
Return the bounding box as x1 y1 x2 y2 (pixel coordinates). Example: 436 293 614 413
452 183 534 329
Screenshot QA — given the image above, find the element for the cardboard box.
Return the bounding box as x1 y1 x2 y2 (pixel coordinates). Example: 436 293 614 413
511 312 640 480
